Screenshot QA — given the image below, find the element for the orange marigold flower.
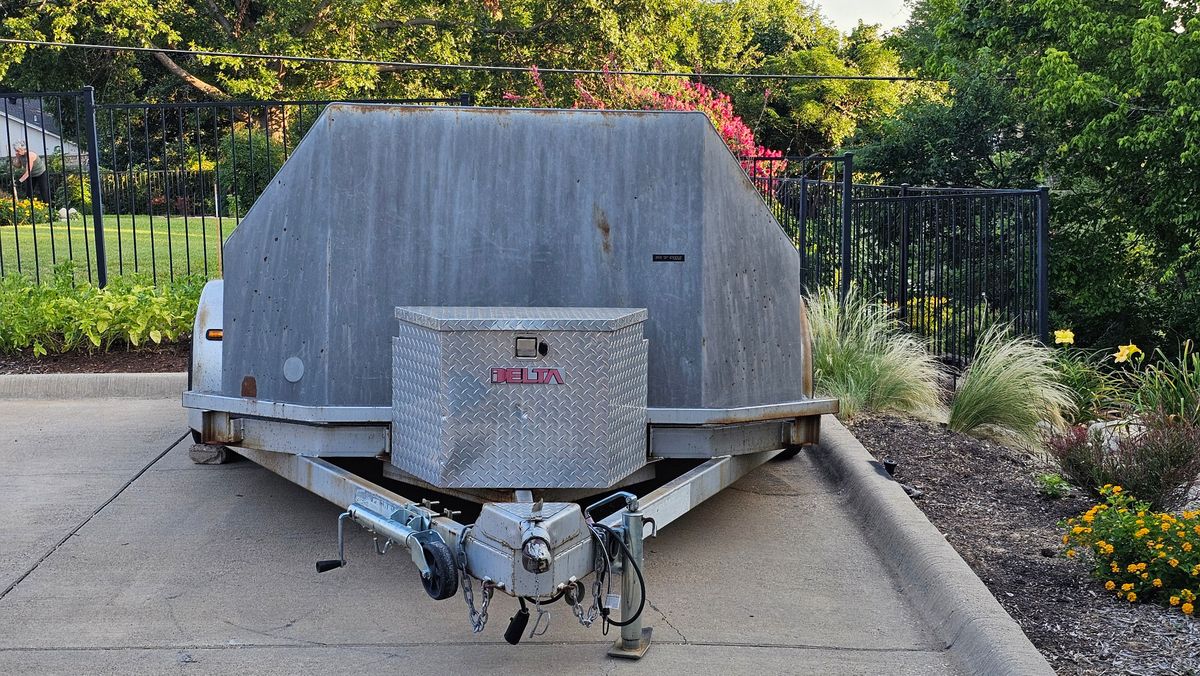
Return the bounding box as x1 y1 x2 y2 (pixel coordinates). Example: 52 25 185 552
1185 602 1195 616
1127 592 1137 602
1105 581 1116 590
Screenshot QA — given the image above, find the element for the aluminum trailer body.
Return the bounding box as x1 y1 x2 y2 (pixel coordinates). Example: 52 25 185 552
183 105 837 657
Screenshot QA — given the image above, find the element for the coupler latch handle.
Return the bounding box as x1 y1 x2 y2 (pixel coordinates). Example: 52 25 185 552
315 511 351 572
314 503 459 601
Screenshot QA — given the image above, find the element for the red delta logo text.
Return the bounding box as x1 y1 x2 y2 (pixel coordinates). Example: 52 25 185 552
490 367 564 385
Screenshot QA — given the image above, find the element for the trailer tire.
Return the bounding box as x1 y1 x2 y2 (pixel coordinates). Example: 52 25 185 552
420 539 459 601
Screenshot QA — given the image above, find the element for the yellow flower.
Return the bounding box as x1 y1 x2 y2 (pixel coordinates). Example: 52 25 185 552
1135 528 1150 538
1127 592 1137 602
1170 558 1180 568
1185 602 1195 616
1066 549 1077 558
1105 580 1116 590
1113 486 1124 494
1171 596 1181 606
1122 582 1135 591
1062 534 1070 544
1111 562 1120 572
1153 578 1163 587
1184 542 1193 552
1113 343 1142 363
1054 329 1075 345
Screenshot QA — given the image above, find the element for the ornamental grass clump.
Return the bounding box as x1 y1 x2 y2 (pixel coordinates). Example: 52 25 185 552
807 286 945 421
949 324 1074 446
1063 485 1200 617
1126 342 1200 426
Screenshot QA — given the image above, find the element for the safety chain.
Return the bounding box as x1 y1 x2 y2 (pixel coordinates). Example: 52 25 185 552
568 525 610 627
457 527 493 633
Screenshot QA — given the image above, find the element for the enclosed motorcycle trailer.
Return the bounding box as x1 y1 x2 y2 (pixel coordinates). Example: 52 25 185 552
183 105 838 658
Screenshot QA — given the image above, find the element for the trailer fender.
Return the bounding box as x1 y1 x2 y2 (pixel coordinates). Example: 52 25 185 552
188 280 224 438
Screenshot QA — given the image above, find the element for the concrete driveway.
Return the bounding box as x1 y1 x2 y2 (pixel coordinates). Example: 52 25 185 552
0 395 963 675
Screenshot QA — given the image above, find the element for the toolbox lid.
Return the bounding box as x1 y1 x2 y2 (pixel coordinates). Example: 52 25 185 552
395 306 648 332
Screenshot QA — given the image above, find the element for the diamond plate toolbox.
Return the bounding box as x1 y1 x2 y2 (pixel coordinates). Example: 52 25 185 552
391 307 648 488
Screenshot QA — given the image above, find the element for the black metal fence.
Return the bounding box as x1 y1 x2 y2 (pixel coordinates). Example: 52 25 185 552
744 153 1049 359
3 91 1048 356
1 88 469 285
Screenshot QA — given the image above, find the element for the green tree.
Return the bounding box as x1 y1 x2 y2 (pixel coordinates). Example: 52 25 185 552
859 0 1200 347
1 0 905 157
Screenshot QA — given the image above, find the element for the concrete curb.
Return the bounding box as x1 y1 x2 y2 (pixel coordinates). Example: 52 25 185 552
0 372 187 399
811 415 1054 676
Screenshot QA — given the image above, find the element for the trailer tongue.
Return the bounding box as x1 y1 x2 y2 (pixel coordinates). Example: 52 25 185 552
183 104 837 658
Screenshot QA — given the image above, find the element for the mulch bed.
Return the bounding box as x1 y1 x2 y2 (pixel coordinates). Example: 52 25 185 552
0 343 189 374
848 413 1200 675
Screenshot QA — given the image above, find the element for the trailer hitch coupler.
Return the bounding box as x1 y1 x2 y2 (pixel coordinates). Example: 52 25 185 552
521 535 552 574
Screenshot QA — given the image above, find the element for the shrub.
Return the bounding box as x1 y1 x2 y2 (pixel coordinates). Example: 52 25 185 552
54 173 93 212
0 262 203 354
948 324 1074 446
1054 347 1122 424
1047 425 1109 496
1035 473 1071 499
1048 412 1200 511
807 285 946 421
1063 485 1199 616
0 197 52 226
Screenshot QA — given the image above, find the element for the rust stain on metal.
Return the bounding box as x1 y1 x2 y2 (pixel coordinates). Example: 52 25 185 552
196 302 211 329
241 376 257 398
594 204 612 254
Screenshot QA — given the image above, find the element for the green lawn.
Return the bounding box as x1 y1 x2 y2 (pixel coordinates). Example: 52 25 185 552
0 214 239 284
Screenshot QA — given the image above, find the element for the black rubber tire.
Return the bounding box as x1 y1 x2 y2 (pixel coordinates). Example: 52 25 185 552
420 539 459 601
775 445 803 461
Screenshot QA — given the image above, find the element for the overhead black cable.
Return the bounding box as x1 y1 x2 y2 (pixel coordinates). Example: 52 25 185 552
0 38 936 82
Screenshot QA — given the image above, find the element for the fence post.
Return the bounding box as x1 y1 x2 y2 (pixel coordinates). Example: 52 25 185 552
458 92 475 106
82 86 107 287
898 183 910 319
839 152 853 302
1036 185 1050 343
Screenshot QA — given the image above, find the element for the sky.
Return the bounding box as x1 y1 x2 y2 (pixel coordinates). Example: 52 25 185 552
814 0 911 33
